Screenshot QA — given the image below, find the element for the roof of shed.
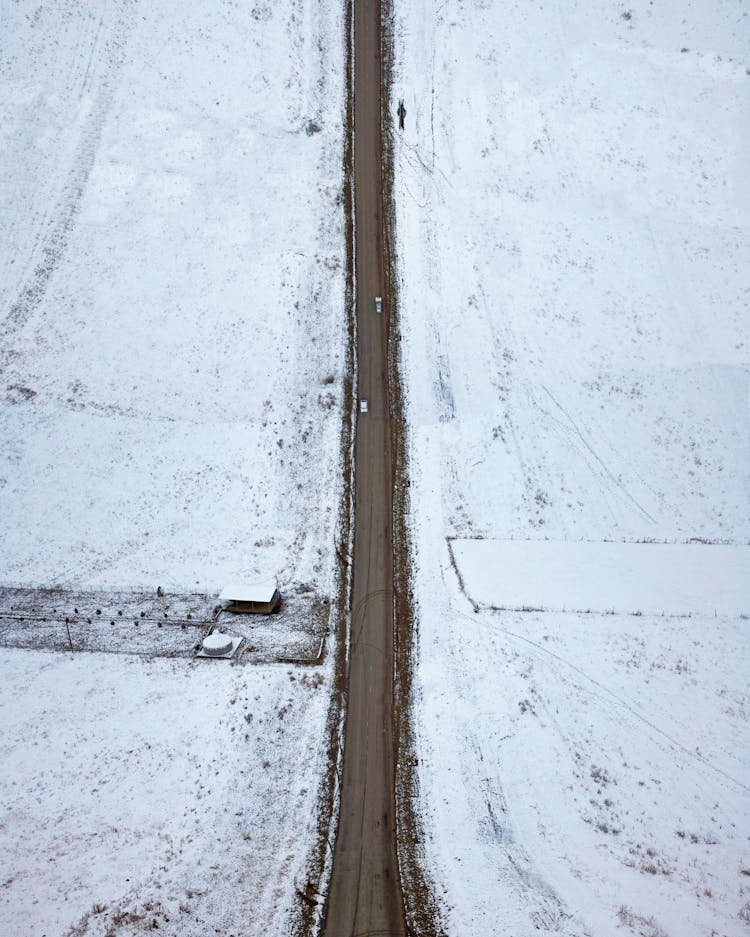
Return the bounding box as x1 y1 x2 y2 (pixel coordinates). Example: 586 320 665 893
219 580 279 603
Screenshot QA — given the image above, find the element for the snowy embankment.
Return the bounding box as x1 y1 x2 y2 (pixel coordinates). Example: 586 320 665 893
392 1 749 934
0 2 345 935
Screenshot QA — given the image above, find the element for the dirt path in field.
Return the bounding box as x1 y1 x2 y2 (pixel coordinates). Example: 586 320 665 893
322 1 406 935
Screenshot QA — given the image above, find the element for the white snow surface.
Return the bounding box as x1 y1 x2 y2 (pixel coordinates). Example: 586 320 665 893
451 539 750 616
0 2 346 936
0 0 347 593
0 648 331 937
219 580 279 604
392 1 749 934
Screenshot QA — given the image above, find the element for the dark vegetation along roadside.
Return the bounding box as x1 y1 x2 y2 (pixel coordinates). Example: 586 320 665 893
293 3 356 933
381 1 448 934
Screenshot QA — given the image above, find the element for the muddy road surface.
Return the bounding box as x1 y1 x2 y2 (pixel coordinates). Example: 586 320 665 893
322 1 407 935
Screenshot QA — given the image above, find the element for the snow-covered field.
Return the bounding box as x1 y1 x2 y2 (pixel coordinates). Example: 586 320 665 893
0 0 346 591
0 649 330 937
392 1 749 934
0 2 346 935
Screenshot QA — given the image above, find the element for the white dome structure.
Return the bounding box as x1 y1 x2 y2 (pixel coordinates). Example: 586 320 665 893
201 631 234 657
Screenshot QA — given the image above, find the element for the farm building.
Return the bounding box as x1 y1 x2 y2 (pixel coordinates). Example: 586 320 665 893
219 581 282 614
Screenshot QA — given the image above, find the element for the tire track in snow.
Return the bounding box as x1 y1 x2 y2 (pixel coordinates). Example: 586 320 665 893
0 2 136 348
441 617 586 935
542 384 658 526
478 608 750 795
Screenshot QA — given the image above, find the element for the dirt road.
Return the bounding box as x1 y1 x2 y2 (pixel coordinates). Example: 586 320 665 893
322 1 406 935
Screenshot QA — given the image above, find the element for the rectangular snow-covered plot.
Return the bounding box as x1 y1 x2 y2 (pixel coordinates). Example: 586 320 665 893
451 539 750 616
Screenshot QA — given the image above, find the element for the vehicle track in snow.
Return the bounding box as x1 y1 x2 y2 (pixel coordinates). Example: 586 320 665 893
0 2 134 348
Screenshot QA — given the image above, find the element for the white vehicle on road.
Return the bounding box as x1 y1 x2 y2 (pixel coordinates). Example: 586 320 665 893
360 398 369 413
375 296 382 314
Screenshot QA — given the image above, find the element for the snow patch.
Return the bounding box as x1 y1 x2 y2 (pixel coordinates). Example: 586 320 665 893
451 539 750 616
